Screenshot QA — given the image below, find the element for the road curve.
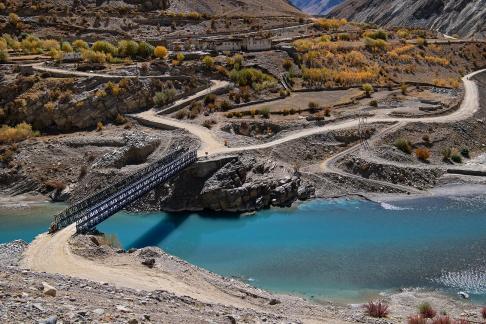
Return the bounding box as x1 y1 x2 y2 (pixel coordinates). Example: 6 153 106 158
21 225 263 308
134 69 485 157
31 63 189 80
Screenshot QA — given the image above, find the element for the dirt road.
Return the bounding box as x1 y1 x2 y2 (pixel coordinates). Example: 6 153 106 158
134 70 485 157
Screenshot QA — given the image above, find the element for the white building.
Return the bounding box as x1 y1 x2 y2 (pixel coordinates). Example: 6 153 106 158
194 36 272 52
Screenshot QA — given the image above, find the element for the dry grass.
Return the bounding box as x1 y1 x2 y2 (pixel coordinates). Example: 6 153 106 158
0 123 39 144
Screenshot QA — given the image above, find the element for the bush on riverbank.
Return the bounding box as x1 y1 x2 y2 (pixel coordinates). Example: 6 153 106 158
0 123 39 144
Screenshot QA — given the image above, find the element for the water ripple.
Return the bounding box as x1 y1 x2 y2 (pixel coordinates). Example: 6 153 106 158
431 268 486 294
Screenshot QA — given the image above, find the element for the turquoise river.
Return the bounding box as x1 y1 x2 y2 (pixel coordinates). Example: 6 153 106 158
1 192 486 303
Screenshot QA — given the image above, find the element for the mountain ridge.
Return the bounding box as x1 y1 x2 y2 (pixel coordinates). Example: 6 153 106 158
289 0 342 15
327 0 486 38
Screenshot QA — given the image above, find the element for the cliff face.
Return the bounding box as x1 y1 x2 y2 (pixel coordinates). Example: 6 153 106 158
290 0 343 15
327 0 486 38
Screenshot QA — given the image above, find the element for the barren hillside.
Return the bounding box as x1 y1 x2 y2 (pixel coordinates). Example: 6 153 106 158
290 0 343 15
327 0 486 38
169 0 304 16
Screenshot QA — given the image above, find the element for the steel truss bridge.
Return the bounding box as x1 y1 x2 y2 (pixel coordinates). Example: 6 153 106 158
50 148 197 234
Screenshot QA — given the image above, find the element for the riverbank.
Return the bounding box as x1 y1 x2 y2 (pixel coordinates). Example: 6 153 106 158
1 233 485 323
1 187 485 323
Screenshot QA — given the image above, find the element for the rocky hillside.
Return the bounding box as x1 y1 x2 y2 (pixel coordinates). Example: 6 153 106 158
327 0 486 38
66 0 303 16
170 0 303 16
290 0 343 15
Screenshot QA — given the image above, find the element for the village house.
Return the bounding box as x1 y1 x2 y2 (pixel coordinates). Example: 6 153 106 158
192 36 272 52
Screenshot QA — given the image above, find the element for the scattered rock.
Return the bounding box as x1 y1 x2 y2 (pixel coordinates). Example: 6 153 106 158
116 305 131 313
141 258 156 268
269 298 281 305
93 308 105 315
458 291 470 299
38 315 57 324
42 282 57 297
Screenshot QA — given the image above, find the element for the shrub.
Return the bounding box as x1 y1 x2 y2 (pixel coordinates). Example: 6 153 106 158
481 306 486 319
0 38 7 51
364 301 389 318
315 18 347 30
153 88 177 106
21 35 43 54
229 68 275 90
49 48 63 61
460 148 470 158
324 107 331 116
61 41 73 52
418 302 436 318
416 37 427 47
0 123 39 144
202 55 214 68
92 40 117 55
8 13 20 26
415 147 430 161
282 59 292 70
79 165 87 179
441 148 452 161
72 39 89 51
42 39 60 51
408 315 426 324
219 100 232 111
45 179 66 191
260 107 270 119
114 114 127 125
117 40 139 58
451 150 462 163
154 45 168 59
96 121 104 132
137 41 154 58
364 37 387 51
308 101 319 112
105 81 122 95
401 83 408 95
175 109 188 120
395 138 413 154
176 52 185 62
362 83 374 97
81 49 109 64
363 29 388 40
0 49 9 63
370 100 378 107
431 315 451 324
397 29 410 39
204 93 217 105
202 119 215 129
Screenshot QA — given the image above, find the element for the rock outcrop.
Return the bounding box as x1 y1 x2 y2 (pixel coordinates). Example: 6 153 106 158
132 155 315 213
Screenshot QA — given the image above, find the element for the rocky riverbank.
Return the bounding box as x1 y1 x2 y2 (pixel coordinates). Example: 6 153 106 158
1 236 485 323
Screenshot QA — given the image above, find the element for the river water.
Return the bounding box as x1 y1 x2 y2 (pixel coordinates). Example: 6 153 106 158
1 192 485 303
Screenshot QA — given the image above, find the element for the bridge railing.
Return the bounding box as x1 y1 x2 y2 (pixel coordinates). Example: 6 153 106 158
51 147 189 231
75 150 197 233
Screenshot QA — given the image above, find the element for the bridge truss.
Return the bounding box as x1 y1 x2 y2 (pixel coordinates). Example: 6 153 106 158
51 148 197 234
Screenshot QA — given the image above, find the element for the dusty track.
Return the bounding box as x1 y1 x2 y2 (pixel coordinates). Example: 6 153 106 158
134 69 485 157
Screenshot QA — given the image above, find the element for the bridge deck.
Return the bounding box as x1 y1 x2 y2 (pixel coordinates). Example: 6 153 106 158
50 148 197 234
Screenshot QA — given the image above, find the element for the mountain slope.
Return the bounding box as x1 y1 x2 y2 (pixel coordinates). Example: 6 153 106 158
327 0 486 38
169 0 304 16
290 0 343 15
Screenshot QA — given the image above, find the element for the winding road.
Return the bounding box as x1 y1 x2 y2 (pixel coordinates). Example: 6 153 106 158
134 69 485 157
21 69 485 321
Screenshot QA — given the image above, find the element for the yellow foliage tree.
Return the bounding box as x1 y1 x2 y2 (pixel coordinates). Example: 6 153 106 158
154 46 168 59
